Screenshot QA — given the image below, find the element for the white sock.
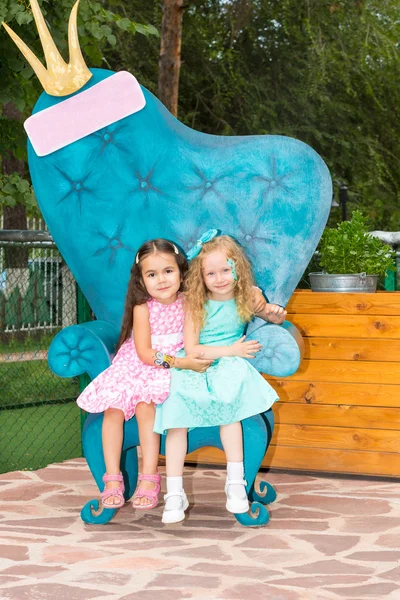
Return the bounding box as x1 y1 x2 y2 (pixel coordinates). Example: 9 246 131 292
166 476 183 494
226 462 247 499
165 476 185 510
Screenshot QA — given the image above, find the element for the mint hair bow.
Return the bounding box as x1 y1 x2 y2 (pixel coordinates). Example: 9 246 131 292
186 229 220 260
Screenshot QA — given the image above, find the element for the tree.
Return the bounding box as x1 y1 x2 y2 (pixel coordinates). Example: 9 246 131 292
158 0 186 116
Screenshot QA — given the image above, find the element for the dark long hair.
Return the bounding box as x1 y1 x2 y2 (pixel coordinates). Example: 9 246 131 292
116 238 188 351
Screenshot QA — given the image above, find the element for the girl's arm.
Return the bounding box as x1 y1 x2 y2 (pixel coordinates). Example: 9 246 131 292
184 311 261 360
133 304 212 371
252 287 287 325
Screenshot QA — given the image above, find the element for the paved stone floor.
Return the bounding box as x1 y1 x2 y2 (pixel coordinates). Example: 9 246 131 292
0 459 400 600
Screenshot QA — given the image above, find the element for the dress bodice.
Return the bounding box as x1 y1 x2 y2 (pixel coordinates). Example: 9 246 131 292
199 299 245 346
147 294 184 336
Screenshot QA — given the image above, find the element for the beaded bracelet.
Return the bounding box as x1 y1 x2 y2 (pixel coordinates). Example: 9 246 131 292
153 351 175 369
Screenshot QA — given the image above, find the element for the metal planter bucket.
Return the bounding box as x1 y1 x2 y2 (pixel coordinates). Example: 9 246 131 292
309 272 379 293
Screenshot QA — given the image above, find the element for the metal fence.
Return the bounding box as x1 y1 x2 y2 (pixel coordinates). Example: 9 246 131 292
0 234 85 474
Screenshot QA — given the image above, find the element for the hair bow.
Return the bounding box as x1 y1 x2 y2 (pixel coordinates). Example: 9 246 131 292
186 229 219 260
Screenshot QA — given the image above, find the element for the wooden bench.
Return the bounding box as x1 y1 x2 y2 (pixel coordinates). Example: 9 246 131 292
188 290 400 478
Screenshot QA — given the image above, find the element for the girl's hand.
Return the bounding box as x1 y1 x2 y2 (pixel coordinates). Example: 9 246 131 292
265 303 287 324
230 336 262 359
176 353 213 373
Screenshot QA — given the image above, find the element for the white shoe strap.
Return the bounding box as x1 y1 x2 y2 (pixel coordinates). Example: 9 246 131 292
226 478 247 487
164 491 185 501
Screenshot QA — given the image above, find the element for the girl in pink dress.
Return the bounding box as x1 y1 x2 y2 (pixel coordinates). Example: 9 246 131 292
77 238 212 510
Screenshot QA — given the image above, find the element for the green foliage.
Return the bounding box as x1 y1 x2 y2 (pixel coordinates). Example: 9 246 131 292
0 173 38 214
319 211 395 276
0 0 158 158
2 0 400 229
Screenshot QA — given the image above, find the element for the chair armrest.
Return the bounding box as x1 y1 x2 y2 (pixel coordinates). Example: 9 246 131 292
48 320 119 380
245 317 304 377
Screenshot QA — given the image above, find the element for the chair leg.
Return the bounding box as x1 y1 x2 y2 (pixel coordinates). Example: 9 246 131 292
249 409 277 505
234 412 274 527
120 444 139 501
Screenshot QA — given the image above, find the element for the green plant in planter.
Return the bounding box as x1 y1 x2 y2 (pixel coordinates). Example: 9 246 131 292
318 211 395 276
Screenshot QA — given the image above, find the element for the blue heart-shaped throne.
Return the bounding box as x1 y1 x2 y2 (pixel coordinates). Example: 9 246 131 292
27 69 332 525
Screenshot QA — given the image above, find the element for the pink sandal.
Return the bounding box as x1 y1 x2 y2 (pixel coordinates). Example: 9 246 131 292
101 473 125 508
132 473 161 510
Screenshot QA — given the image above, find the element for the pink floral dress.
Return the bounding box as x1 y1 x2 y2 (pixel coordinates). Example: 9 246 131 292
77 295 184 421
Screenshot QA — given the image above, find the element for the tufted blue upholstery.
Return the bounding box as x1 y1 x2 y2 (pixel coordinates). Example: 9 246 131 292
29 68 332 331
30 67 331 525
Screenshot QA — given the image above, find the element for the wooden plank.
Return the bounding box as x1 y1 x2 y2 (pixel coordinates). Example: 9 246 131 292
186 445 400 477
271 423 400 453
288 314 400 339
273 402 400 430
186 447 225 466
263 380 400 408
263 446 400 477
303 337 400 362
267 359 400 385
288 290 400 316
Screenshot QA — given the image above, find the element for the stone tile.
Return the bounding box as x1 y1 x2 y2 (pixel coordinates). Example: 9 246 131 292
235 534 291 550
270 507 334 520
381 566 400 582
268 575 371 589
325 583 398 597
340 517 400 533
284 495 391 516
220 582 304 599
0 576 23 584
2 517 76 529
120 591 190 600
190 562 281 579
2 565 67 578
149 573 220 589
167 543 231 561
35 468 93 482
41 545 119 564
294 534 361 556
94 556 178 571
0 544 28 561
181 519 235 530
0 472 33 481
288 559 373 575
1 504 44 516
162 528 246 541
74 571 131 586
375 534 400 549
268 519 329 531
107 539 188 552
0 583 107 600
346 551 400 562
0 483 63 502
0 527 69 537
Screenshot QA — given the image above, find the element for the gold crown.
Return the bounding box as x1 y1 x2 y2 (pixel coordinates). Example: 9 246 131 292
2 0 92 97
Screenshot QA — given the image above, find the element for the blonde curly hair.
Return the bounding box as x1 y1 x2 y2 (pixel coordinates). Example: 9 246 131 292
184 236 255 329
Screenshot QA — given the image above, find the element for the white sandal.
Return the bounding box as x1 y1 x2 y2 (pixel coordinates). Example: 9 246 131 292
225 478 249 514
162 490 189 524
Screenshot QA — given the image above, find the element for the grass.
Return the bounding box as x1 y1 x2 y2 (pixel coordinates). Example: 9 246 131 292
0 330 60 355
1 360 79 408
0 401 82 473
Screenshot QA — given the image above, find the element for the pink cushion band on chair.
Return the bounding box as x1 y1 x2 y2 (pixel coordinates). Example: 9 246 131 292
24 71 146 157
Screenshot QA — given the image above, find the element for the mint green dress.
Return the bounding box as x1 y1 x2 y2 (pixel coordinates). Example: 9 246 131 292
153 298 279 433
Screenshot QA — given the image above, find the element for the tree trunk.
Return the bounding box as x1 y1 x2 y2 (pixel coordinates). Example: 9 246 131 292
158 0 185 117
2 103 28 269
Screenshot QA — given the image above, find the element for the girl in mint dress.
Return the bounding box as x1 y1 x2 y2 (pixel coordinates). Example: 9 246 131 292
154 231 286 524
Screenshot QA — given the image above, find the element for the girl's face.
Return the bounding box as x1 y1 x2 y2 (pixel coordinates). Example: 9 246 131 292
141 252 181 304
202 249 235 301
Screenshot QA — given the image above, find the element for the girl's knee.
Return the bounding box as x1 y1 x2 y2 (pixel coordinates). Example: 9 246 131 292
104 408 125 421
